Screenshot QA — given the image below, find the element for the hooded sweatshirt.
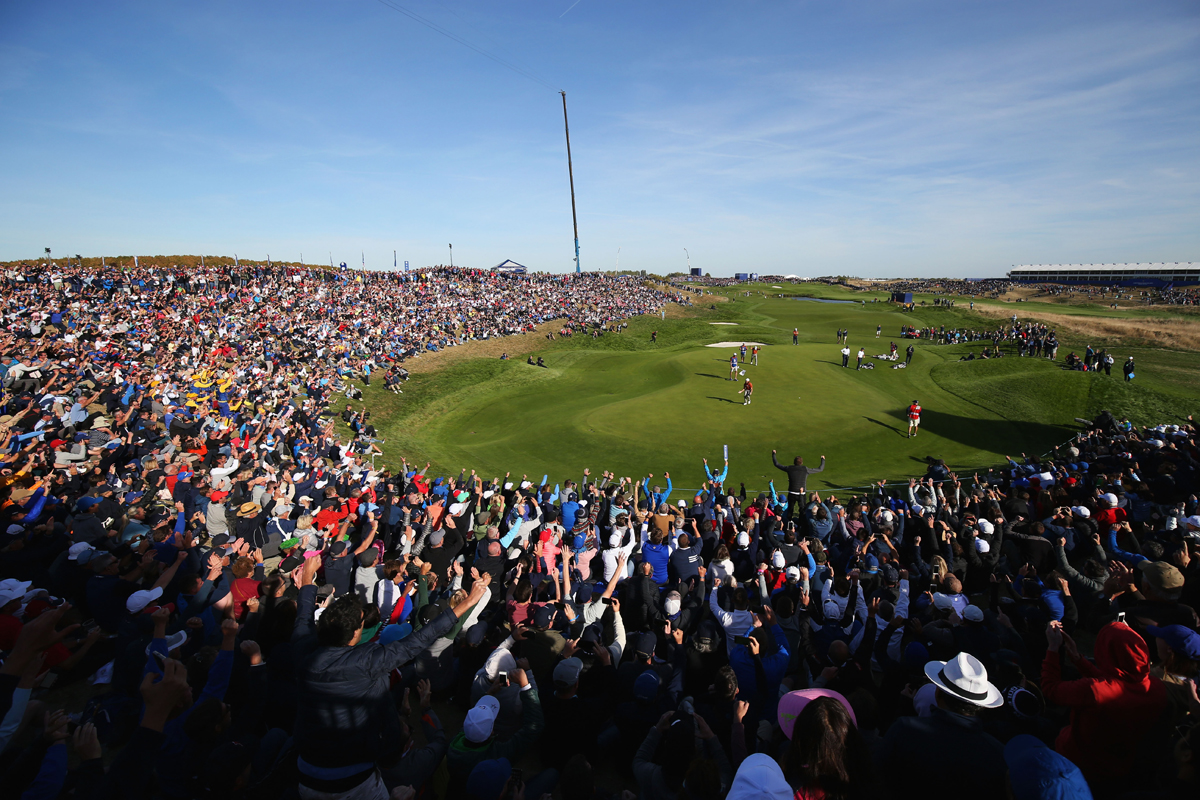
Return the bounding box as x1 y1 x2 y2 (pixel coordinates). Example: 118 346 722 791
727 753 792 800
1040 620 1167 781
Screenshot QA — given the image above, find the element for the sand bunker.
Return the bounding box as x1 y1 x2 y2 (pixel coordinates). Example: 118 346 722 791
706 341 770 348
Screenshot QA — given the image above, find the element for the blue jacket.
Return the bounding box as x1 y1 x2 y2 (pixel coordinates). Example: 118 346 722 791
729 623 790 723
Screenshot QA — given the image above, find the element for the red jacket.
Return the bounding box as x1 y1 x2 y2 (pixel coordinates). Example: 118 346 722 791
1041 621 1167 781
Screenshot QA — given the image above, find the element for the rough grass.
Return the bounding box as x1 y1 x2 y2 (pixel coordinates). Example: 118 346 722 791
968 305 1200 351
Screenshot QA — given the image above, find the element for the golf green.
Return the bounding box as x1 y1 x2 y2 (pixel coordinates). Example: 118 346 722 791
357 286 1200 495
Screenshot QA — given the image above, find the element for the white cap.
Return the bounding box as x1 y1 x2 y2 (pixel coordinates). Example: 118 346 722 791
977 519 994 536
1071 506 1090 519
464 695 500 743
736 532 750 547
482 490 494 499
771 550 786 569
913 683 938 717
609 533 623 548
145 629 189 656
664 595 682 616
974 539 991 554
822 597 842 620
0 585 26 608
786 566 802 581
126 586 164 614
520 481 532 490
963 605 985 622
1101 492 1118 506
67 542 93 561
677 499 687 508
449 503 466 516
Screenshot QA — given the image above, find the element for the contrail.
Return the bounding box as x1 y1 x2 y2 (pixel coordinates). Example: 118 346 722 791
560 0 582 17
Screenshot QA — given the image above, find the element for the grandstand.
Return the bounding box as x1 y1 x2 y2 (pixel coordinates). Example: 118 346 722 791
1008 262 1200 287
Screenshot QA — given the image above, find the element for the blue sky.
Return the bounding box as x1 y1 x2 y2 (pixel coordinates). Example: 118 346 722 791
1 1 1197 277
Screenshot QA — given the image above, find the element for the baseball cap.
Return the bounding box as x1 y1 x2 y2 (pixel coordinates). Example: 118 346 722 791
145 629 188 657
786 566 802 582
67 542 94 561
463 696 500 743
1070 506 1090 519
631 631 657 659
533 604 556 629
1137 561 1185 592
1101 492 1118 506
677 499 687 508
963 605 985 622
736 532 750 547
771 550 785 569
0 585 26 609
633 670 661 701
1143 624 1200 660
977 519 994 536
913 683 938 717
552 656 583 687
663 592 682 616
428 530 445 546
126 586 164 613
464 757 511 800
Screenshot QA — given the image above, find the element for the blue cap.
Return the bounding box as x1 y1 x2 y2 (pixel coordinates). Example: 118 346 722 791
631 631 657 659
633 670 661 701
465 757 511 800
1004 735 1092 800
1144 624 1200 661
533 604 556 629
902 641 929 670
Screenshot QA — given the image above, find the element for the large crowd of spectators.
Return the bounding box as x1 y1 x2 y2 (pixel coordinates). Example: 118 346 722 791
0 264 1196 800
877 278 1015 298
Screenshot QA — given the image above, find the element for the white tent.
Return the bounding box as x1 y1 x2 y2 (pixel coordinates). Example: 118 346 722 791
493 259 527 274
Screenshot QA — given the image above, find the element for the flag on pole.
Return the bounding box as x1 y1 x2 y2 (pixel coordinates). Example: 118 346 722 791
134 255 139 268
362 251 365 269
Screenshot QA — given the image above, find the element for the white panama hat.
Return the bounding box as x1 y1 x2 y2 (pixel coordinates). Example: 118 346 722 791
923 652 1003 709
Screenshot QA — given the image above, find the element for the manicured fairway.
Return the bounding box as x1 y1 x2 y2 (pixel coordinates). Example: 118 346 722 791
357 285 1200 494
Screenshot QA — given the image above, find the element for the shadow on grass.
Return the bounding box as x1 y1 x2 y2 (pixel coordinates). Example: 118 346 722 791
694 373 725 380
883 407 1074 455
863 417 906 437
707 396 741 404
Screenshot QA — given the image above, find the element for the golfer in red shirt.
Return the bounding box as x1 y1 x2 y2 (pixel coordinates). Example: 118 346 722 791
743 379 754 406
907 400 921 438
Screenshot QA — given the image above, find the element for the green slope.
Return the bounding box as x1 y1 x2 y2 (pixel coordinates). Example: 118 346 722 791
354 286 1200 494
